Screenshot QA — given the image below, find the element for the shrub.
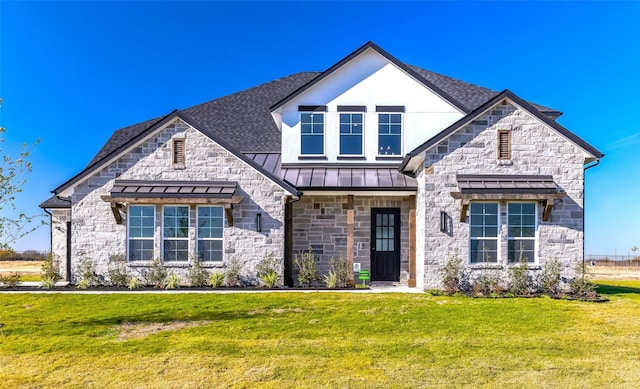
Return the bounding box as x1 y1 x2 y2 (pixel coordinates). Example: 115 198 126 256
76 255 100 287
540 258 562 295
128 277 141 290
323 271 338 288
188 257 210 287
164 272 180 289
294 247 320 287
509 259 531 296
146 257 167 288
0 272 21 288
76 278 90 290
256 252 281 288
438 249 464 295
223 257 243 287
108 254 131 287
261 272 279 288
323 256 349 288
569 261 596 297
472 269 503 297
40 253 61 289
210 272 225 288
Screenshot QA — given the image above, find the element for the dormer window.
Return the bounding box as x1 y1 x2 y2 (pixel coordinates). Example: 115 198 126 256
300 106 326 155
172 138 185 166
339 113 364 155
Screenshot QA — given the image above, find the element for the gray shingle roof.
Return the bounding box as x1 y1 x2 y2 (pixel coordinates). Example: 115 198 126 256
408 66 559 116
39 196 71 209
86 67 559 171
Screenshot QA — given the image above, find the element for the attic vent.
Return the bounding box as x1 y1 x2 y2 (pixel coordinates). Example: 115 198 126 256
497 130 511 160
173 138 185 165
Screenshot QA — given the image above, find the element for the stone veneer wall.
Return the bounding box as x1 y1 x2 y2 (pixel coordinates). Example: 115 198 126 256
51 209 70 280
291 195 411 284
68 118 287 284
418 102 586 289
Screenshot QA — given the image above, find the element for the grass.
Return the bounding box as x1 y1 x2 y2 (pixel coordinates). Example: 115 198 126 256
1 284 640 388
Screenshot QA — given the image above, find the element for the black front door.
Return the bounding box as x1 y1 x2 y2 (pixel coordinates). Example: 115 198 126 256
371 208 401 281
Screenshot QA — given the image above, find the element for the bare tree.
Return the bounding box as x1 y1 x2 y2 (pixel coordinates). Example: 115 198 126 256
0 98 45 249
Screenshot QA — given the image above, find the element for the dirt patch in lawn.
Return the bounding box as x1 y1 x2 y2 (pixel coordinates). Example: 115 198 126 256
0 261 43 274
590 266 640 280
115 320 211 341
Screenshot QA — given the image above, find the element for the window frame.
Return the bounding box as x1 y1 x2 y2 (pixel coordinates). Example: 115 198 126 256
299 112 325 156
507 202 538 263
162 205 190 262
377 112 403 156
469 202 500 264
127 205 155 262
196 205 225 262
338 112 365 156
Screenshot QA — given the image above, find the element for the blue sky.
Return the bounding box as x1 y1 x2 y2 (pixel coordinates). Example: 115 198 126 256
0 1 638 255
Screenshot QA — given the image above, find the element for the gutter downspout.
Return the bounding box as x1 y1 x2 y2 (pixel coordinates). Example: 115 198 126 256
582 159 601 279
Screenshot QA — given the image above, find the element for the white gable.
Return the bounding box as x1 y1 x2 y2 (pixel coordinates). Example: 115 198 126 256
276 48 465 164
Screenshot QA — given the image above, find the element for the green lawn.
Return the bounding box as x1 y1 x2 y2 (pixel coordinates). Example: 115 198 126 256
1 283 640 388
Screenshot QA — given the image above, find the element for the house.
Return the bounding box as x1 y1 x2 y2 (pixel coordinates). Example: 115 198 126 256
40 42 603 289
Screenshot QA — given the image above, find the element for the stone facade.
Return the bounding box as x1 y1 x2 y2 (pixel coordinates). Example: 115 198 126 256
69 118 287 284
291 195 411 283
51 209 70 280
417 102 586 289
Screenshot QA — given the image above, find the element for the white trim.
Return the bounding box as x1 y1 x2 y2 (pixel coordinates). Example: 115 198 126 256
127 204 155 262
162 205 190 263
506 201 538 264
196 205 225 262
468 201 500 264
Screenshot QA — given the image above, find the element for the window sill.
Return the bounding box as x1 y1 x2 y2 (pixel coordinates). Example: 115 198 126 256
496 159 512 166
375 155 404 161
298 156 328 161
337 156 366 161
172 164 186 170
468 263 503 270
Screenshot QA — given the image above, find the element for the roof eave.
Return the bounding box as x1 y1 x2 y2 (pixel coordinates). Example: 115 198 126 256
270 41 469 114
401 90 603 175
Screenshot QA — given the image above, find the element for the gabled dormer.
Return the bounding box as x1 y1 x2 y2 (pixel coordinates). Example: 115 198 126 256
271 42 467 165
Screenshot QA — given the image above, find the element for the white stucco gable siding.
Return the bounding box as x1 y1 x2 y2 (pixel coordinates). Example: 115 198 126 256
279 49 464 164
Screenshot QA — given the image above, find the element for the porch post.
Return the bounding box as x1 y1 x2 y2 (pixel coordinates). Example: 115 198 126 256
347 195 355 287
408 195 417 287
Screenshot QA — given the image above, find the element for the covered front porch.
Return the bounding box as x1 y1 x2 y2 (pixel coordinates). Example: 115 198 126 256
286 194 417 286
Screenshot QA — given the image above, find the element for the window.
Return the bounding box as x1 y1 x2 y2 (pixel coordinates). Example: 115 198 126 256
507 203 536 263
339 113 364 155
378 113 402 155
197 206 224 261
163 206 189 261
497 130 511 160
173 138 185 165
300 113 324 155
128 205 154 261
469 203 499 263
